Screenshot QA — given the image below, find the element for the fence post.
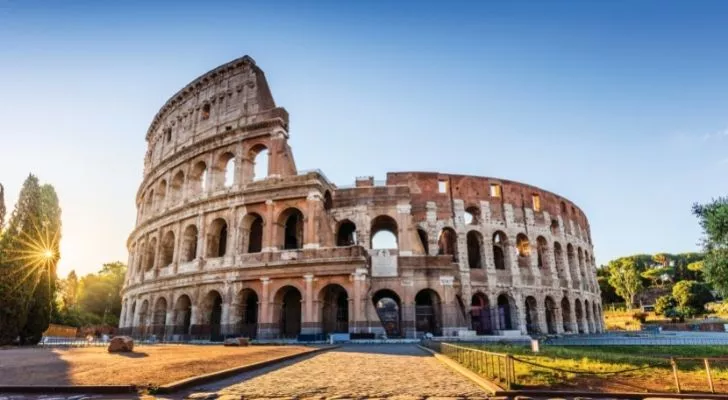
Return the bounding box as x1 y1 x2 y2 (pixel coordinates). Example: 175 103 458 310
671 357 681 394
505 355 513 390
704 358 715 394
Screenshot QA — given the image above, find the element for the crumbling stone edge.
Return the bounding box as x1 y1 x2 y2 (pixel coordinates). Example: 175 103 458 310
154 345 339 394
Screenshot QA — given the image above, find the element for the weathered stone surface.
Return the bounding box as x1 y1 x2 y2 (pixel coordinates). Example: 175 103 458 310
107 336 133 352
186 393 218 400
117 56 603 341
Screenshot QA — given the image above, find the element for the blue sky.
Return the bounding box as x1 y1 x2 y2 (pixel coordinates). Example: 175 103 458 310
1 0 727 277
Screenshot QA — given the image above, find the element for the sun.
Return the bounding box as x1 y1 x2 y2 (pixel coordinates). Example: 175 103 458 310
4 222 60 292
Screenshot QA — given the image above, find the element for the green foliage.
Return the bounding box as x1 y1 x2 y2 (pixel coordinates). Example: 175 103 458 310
607 258 643 305
671 280 713 315
631 312 648 322
641 266 674 286
0 182 5 231
693 197 728 296
55 262 127 327
654 295 676 316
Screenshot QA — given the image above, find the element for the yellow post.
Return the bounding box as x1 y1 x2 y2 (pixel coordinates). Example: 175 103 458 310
671 357 681 393
704 358 715 394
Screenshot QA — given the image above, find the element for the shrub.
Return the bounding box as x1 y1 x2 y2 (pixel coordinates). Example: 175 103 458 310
672 280 713 315
655 295 677 316
632 312 648 323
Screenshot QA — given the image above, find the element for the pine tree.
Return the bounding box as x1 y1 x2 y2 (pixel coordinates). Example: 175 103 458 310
19 184 62 344
0 175 43 345
0 183 6 231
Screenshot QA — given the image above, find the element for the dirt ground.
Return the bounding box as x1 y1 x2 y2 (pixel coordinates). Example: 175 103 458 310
0 344 311 387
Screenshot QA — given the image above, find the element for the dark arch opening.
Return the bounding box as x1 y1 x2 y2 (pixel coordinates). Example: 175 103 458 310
415 289 442 336
493 232 507 270
182 225 198 262
467 231 483 269
281 209 304 250
438 228 457 261
525 296 539 334
277 286 302 338
173 295 192 336
417 228 429 255
207 219 228 257
470 293 492 334
336 220 357 246
545 297 557 334
248 215 263 253
320 284 349 334
497 294 513 330
239 289 258 339
561 297 572 333
372 289 401 338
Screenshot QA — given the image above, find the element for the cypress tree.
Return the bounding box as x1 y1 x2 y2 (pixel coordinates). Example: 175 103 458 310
19 184 62 344
0 183 6 231
0 175 43 345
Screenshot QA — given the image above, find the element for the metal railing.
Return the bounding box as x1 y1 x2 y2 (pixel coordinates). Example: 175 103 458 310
423 341 515 389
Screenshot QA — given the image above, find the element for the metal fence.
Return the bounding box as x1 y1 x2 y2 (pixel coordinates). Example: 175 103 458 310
423 340 515 389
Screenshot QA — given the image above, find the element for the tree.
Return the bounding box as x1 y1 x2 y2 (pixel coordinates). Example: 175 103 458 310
597 266 620 304
607 258 643 306
641 266 674 287
19 184 62 344
76 262 126 326
672 280 713 315
0 183 5 231
655 295 677 316
0 175 43 345
62 270 79 310
693 198 728 296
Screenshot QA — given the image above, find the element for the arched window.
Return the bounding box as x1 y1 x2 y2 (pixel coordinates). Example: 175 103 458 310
161 231 175 266
242 213 264 253
516 233 531 268
371 215 398 249
215 152 235 189
464 206 480 225
170 171 184 204
536 236 548 269
554 242 566 280
145 238 157 271
181 225 198 262
567 243 578 284
437 228 457 261
492 231 507 270
467 231 483 269
190 161 207 195
207 218 228 257
156 180 167 209
417 228 429 255
279 208 304 250
145 189 154 213
201 103 211 120
323 191 333 211
251 145 269 181
336 220 357 246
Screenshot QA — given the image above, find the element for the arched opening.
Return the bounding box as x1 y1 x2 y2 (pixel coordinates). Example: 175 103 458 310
371 215 398 249
323 191 333 211
493 231 507 270
181 225 198 262
201 103 211 120
578 247 586 282
561 297 572 333
238 289 258 339
554 242 566 281
584 299 592 333
243 213 264 253
138 300 149 328
567 244 578 285
144 190 154 213
417 228 429 255
470 293 492 335
190 161 207 195
497 294 513 330
545 297 557 334
161 231 175 267
144 238 157 272
207 218 228 258
251 145 269 181
438 228 457 261
467 231 483 269
129 302 136 328
279 208 304 250
574 299 584 334
320 284 349 335
592 301 599 332
216 152 235 189
536 236 548 269
372 289 401 338
170 171 184 204
153 297 167 337
275 286 302 338
336 220 357 246
525 296 540 334
464 206 480 225
516 234 531 268
202 291 223 341
173 295 192 336
156 180 167 209
415 289 442 336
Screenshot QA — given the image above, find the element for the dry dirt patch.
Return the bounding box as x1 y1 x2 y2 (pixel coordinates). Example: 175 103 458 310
0 344 310 387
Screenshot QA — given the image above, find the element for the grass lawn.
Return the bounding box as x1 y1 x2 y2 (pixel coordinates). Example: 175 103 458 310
467 344 728 393
0 344 312 388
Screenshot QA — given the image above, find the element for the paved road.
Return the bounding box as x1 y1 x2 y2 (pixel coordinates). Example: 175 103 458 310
176 344 487 400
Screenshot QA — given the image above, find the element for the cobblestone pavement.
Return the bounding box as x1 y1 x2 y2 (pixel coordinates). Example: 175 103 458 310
177 344 487 399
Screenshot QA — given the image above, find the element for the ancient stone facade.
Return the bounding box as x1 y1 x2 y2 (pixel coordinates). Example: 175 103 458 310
119 55 603 340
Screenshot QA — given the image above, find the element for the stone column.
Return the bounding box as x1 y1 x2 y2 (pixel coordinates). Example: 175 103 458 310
263 200 276 252
536 300 548 334
154 229 162 278
304 192 321 249
259 277 271 338
302 274 315 334
396 203 413 255
515 293 527 335
352 268 367 331
173 221 182 274
204 153 214 195
569 298 579 334
196 213 206 269
554 304 564 334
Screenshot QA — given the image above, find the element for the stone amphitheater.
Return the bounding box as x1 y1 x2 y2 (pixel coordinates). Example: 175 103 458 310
118 55 603 341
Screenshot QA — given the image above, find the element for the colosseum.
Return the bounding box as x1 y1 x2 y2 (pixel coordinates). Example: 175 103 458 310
118 55 603 341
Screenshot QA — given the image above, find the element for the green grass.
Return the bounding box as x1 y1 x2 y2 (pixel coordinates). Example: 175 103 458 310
460 344 728 389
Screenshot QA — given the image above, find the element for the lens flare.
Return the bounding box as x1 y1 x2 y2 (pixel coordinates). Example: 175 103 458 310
4 221 60 292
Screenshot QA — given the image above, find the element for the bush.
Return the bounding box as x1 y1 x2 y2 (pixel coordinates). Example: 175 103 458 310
672 280 713 315
655 295 677 316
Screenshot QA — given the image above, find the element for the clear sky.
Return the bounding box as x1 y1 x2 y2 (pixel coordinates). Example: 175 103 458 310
1 0 727 278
